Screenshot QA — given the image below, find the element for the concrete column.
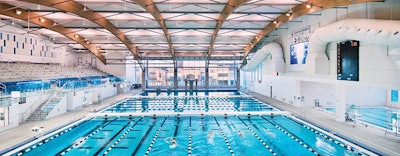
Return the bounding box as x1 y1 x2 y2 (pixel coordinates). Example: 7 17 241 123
205 67 209 90
174 68 178 90
236 68 240 90
141 68 146 91
335 84 346 122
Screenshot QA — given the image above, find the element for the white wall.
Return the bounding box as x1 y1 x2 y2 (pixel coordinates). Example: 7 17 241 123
0 22 75 66
46 96 67 119
300 81 335 107
345 86 386 107
242 1 400 109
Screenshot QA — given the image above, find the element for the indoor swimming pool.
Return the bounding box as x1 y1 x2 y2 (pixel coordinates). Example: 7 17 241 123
324 107 398 129
8 115 371 156
102 94 274 113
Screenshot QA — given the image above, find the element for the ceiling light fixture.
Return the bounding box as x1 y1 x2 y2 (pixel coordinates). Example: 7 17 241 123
53 22 57 26
286 5 293 16
83 2 87 11
39 18 45 22
273 20 278 24
16 10 22 15
306 3 312 9
74 34 79 38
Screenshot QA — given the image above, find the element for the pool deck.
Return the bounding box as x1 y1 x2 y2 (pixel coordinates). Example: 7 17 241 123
0 89 143 153
1 89 399 155
246 91 400 156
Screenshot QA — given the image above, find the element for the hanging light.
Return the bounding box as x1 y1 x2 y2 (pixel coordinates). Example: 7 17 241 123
16 10 22 15
286 5 293 16
306 3 312 9
273 20 278 24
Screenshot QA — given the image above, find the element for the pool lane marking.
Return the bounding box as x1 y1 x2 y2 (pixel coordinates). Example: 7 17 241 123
93 120 133 155
101 117 144 155
174 117 181 137
14 119 93 155
188 117 192 156
237 116 277 156
213 116 234 156
57 117 119 155
286 116 358 152
142 117 168 156
261 116 320 155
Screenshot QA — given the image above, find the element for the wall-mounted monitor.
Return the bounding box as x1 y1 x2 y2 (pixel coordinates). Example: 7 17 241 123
290 42 309 64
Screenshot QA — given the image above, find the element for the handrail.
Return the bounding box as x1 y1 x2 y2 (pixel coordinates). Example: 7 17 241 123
18 90 52 123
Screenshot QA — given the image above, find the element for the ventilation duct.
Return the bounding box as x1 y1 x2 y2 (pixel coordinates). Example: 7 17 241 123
306 18 400 74
241 42 285 72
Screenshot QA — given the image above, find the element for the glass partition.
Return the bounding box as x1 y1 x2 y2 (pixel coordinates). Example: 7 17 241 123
208 60 237 88
177 61 206 88
146 60 174 89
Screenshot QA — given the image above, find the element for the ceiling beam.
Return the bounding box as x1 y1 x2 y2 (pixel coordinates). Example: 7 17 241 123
131 0 176 64
207 0 251 65
0 3 107 64
241 0 386 63
22 26 265 30
27 9 285 15
18 0 142 66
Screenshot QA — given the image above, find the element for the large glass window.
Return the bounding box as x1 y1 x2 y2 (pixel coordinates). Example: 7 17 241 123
208 60 237 88
177 61 206 88
146 60 174 88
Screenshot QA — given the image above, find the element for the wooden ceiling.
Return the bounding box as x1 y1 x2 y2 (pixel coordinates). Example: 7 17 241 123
0 0 384 66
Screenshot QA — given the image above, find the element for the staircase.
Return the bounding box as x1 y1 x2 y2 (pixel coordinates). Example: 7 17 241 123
26 90 65 121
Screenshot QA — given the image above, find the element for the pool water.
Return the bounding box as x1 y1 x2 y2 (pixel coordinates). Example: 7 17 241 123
324 107 397 129
11 115 367 156
103 96 275 113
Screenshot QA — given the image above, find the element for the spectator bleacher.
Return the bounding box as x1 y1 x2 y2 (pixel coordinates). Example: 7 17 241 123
0 61 121 94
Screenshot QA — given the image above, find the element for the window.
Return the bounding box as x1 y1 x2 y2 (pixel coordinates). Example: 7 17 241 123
30 38 32 44
13 35 15 42
0 112 4 120
257 64 262 83
3 40 5 47
22 43 24 49
30 50 33 56
14 48 16 54
0 33 2 39
0 46 2 53
7 34 9 41
16 42 18 48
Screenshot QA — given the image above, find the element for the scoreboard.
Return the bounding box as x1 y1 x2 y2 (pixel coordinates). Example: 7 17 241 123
337 40 359 81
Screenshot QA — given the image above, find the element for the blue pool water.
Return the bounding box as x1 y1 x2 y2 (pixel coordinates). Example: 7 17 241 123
103 96 274 113
324 107 397 129
10 115 367 156
140 90 242 97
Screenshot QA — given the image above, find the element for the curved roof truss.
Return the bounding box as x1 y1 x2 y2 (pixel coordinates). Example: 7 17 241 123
0 3 106 64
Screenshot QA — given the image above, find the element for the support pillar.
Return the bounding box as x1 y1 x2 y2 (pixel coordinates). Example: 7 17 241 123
335 84 346 122
205 67 209 90
142 68 146 91
236 68 240 90
174 68 178 90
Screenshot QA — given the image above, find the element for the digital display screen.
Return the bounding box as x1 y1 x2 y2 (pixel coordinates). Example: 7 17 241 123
290 42 309 64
